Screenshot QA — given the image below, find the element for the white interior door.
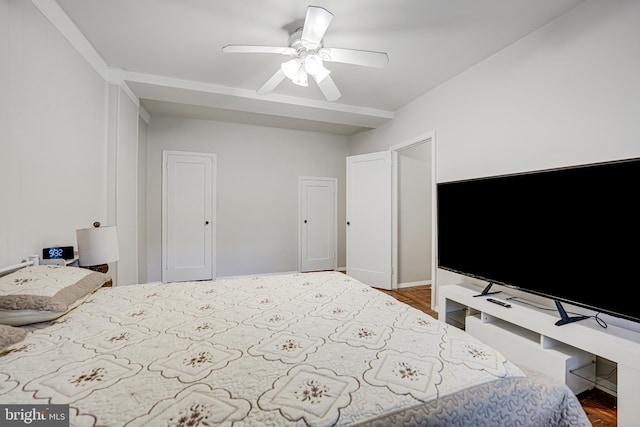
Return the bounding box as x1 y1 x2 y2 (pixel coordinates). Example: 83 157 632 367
162 151 216 283
346 152 392 289
299 177 337 272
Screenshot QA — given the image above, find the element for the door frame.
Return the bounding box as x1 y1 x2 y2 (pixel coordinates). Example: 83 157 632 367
389 131 437 306
161 150 217 283
298 176 338 272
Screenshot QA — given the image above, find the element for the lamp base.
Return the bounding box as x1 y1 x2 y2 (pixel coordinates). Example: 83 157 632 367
83 264 109 274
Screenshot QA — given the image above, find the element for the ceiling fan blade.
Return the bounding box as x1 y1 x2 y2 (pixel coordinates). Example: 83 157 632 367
257 68 287 95
222 45 296 55
314 74 341 101
319 47 389 68
301 6 333 48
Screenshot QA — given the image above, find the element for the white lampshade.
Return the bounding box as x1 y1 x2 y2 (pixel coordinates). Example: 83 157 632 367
304 54 330 82
292 69 308 87
76 225 119 267
281 58 308 87
281 58 302 80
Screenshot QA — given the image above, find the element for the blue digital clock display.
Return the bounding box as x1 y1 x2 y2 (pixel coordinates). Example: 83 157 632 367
49 248 64 259
42 246 74 260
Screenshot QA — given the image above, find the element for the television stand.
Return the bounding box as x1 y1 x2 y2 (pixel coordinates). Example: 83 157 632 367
439 283 640 427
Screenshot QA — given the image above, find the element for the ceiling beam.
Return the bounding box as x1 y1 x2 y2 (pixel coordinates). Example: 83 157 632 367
122 71 394 130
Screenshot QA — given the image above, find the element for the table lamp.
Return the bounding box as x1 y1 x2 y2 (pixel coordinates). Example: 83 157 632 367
76 222 119 273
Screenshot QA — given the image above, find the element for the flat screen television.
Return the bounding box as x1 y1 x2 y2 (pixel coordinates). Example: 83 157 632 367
437 157 640 326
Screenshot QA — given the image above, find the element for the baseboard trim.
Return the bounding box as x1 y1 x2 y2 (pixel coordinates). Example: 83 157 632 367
216 271 299 280
397 280 432 289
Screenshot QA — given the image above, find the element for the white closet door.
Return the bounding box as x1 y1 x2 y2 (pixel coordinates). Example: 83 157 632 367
299 177 337 272
162 151 216 283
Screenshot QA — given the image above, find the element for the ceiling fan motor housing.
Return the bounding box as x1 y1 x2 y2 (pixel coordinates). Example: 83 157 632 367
288 28 322 53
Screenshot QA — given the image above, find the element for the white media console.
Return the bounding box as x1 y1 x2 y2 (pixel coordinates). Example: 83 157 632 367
438 283 640 427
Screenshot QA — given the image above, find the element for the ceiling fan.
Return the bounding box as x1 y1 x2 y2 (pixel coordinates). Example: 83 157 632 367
222 5 389 101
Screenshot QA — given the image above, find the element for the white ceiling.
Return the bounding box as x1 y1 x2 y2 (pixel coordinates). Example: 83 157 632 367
54 0 585 135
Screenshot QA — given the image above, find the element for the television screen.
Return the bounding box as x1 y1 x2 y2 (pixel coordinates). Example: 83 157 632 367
437 157 640 324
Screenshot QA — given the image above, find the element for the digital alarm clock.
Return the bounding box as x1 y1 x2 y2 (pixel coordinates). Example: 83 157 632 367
42 246 75 260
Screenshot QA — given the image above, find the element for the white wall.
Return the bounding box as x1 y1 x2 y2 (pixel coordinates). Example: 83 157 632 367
109 85 139 286
353 0 640 172
146 116 349 280
1 0 109 267
1 0 12 265
350 0 640 330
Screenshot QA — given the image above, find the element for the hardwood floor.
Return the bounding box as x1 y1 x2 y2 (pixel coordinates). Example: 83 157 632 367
377 285 617 427
377 285 438 318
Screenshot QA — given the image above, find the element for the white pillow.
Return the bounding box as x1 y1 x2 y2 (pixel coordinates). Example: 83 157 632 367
0 265 109 326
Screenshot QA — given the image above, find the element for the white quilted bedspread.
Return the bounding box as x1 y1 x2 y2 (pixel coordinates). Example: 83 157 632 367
0 271 590 426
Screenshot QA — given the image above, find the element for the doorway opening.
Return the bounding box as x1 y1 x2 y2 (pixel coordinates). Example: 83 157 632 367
390 131 436 306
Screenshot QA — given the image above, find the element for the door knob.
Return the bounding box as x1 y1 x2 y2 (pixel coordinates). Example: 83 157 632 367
304 220 307 224
347 221 350 226
205 221 210 225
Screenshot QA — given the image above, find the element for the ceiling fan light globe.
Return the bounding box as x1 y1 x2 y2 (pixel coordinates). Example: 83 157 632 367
304 55 330 82
303 54 319 71
292 69 308 87
281 58 302 80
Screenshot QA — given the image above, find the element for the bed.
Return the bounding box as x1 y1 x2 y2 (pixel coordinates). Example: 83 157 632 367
0 265 590 426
